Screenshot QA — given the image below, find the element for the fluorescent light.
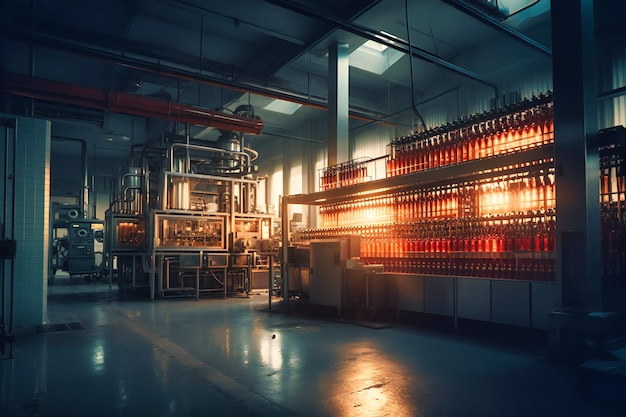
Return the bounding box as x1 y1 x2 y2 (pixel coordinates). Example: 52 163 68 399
263 99 302 115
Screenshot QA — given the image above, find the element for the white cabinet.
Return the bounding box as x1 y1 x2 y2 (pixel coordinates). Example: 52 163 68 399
309 239 350 311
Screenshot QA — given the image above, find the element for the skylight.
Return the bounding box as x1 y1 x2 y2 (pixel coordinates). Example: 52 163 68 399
349 39 403 75
500 0 550 27
263 99 302 115
363 40 388 52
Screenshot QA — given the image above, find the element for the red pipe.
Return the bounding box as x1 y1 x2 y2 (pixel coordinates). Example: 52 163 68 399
0 73 264 135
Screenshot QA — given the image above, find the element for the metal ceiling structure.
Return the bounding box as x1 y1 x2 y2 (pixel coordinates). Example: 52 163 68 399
0 0 553 159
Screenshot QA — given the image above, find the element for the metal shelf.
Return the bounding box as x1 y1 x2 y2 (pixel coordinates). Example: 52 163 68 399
284 144 554 206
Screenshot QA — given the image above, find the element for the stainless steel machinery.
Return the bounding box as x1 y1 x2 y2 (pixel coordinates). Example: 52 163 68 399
104 130 275 299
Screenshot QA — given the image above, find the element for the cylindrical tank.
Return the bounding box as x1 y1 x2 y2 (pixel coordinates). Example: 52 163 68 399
217 136 241 170
219 181 231 213
241 183 257 213
124 166 142 189
123 166 143 214
170 156 190 210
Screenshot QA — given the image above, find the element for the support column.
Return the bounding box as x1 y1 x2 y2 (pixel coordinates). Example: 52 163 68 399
552 0 601 311
328 42 350 166
1 115 51 329
551 0 603 350
281 138 290 309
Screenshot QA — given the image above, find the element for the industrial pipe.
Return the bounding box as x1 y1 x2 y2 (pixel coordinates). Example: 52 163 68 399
0 73 264 135
51 136 89 217
168 143 250 172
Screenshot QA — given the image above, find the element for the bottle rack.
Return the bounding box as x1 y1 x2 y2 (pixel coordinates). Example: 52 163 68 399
320 157 372 191
299 209 555 281
386 92 553 177
318 168 556 228
300 93 557 282
599 126 626 286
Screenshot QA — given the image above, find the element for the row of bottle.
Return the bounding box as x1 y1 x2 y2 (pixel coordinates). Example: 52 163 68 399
386 93 554 177
366 257 555 281
362 213 556 255
600 146 626 204
477 172 555 216
318 170 555 227
298 213 556 281
601 201 626 286
319 196 395 226
320 159 369 190
302 209 556 251
599 127 626 287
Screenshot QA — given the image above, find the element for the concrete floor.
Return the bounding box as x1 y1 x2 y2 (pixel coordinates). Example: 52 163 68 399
1 277 623 417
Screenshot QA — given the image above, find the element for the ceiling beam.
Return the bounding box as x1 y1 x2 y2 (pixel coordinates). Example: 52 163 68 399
439 0 552 56
171 0 307 45
1 28 391 125
263 0 500 95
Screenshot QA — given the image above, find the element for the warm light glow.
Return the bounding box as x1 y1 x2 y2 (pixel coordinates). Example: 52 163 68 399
324 344 416 417
259 332 283 371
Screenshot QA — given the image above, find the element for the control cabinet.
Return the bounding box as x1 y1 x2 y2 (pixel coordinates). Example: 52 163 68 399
66 220 102 274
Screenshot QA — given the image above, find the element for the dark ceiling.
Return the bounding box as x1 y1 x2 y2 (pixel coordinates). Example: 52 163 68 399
1 0 554 159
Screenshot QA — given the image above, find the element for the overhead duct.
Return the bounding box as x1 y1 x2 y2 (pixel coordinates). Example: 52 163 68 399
0 72 264 135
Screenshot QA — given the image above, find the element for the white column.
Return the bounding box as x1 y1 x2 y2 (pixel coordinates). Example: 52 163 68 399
10 116 51 328
328 42 350 166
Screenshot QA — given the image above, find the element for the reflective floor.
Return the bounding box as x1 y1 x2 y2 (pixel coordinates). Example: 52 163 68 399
1 277 623 417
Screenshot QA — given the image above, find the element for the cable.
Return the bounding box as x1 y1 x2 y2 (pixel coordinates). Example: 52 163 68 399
405 0 427 133
209 269 224 286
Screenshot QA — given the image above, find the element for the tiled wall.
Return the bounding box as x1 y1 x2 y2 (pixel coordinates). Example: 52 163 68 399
2 116 51 329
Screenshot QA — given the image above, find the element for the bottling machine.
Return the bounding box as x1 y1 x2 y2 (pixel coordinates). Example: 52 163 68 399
105 126 276 299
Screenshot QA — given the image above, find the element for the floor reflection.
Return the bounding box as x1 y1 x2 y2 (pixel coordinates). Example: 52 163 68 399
326 343 417 417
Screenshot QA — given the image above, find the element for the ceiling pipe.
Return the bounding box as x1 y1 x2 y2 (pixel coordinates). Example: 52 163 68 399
0 28 383 124
439 0 552 56
0 72 264 135
263 0 500 95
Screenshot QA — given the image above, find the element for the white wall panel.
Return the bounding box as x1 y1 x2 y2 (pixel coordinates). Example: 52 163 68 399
1 116 51 329
352 125 393 161
599 28 626 129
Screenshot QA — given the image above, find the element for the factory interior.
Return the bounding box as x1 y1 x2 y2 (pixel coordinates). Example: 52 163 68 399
2 0 626 415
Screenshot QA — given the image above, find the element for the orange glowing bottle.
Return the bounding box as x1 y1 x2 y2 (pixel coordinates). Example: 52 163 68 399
543 102 554 143
492 118 502 156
